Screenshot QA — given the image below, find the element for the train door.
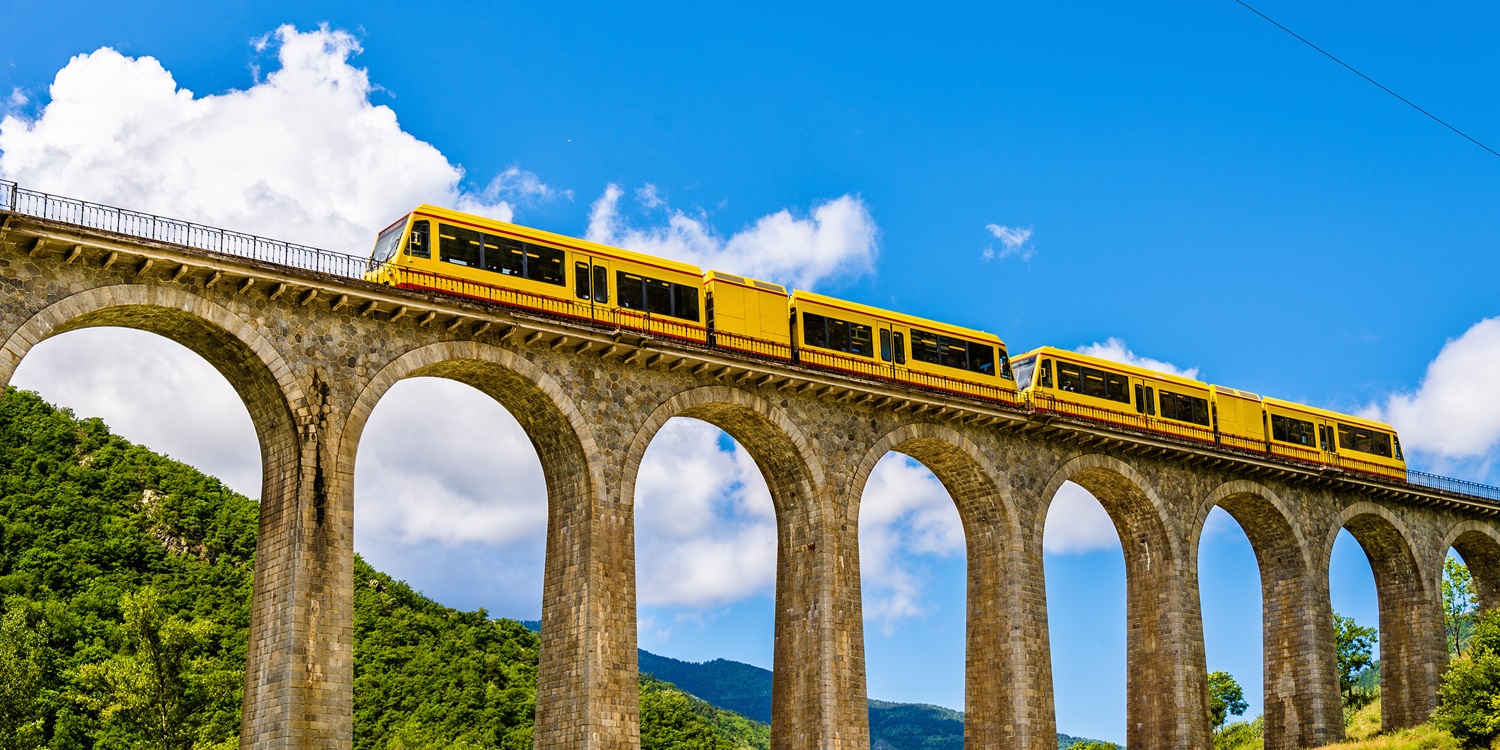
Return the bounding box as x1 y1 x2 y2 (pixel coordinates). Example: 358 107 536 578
1316 419 1341 466
572 255 612 323
878 322 907 380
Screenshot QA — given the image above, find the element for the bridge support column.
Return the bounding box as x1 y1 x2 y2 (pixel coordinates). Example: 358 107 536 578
1261 560 1343 748
241 383 354 749
1127 538 1214 748
773 492 869 750
985 519 1056 750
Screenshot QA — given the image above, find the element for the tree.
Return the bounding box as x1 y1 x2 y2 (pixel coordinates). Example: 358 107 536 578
72 587 240 750
0 603 49 750
1069 742 1119 750
1445 556 1479 657
1207 670 1248 730
1333 610 1378 704
1434 608 1500 748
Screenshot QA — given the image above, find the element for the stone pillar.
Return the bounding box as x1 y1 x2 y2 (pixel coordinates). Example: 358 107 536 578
1375 566 1446 729
981 514 1055 750
1261 555 1343 748
772 489 869 750
241 379 354 749
1128 536 1213 748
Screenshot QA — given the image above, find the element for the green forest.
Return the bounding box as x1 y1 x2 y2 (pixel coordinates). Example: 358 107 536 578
0 387 769 749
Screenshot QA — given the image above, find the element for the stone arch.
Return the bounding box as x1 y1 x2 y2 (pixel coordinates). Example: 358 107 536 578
1193 481 1338 749
623 385 835 747
1441 521 1500 614
848 422 1030 748
1327 501 1443 730
622 385 822 517
338 340 614 750
1036 453 1209 748
0 284 319 747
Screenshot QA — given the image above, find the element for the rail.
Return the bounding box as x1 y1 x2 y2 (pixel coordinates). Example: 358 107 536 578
3 179 1499 505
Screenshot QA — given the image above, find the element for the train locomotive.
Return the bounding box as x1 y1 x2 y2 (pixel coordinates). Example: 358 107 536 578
366 204 1407 482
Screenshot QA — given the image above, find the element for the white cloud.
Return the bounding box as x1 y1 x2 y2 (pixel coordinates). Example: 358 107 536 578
9 327 262 497
858 455 964 634
1370 317 1500 463
586 182 879 290
982 223 1034 262
1076 337 1200 381
353 377 548 547
0 24 515 257
1043 481 1121 554
634 419 777 609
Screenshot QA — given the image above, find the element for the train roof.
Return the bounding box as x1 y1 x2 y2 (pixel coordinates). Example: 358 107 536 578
704 270 787 294
790 289 1006 347
408 204 705 276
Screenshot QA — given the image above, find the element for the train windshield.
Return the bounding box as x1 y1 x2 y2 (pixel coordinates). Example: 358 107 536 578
1013 357 1035 389
371 221 406 264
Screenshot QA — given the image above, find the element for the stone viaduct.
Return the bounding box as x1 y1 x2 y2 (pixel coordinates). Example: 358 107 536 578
2 186 1499 750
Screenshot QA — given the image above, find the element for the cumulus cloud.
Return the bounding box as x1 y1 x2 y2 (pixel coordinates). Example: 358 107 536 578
635 419 777 609
9 328 261 497
1076 337 1201 381
1369 317 1500 465
1043 482 1121 554
982 223 1034 262
859 455 964 634
0 24 521 256
586 182 879 290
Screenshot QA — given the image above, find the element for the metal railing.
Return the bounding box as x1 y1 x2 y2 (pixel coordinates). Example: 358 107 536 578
1409 471 1500 502
4 179 1500 504
0 180 372 278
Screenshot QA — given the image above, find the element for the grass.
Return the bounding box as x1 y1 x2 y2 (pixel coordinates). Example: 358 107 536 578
1212 700 1475 750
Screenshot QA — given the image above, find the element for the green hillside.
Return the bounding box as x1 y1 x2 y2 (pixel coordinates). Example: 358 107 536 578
0 387 765 749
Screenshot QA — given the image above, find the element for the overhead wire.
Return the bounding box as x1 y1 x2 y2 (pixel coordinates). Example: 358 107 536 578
1231 0 1500 160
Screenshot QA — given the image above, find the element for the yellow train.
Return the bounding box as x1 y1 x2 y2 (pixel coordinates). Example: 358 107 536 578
367 205 1406 482
1012 347 1406 480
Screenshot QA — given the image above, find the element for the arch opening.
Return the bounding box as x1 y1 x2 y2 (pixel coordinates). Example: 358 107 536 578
1331 506 1439 732
848 425 1017 747
1039 456 1206 748
621 386 829 745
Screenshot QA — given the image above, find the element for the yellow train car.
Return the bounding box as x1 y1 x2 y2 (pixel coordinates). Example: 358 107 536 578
789 291 1017 403
704 271 793 360
1012 346 1219 443
1262 397 1406 480
366 206 709 343
1210 385 1267 453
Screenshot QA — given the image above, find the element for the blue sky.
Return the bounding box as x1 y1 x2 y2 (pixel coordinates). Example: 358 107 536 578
3 1 1498 743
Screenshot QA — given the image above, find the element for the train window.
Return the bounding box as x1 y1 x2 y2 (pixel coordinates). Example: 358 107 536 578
574 262 590 299
1337 424 1392 458
1134 384 1146 414
1014 358 1035 388
893 332 906 364
592 265 608 303
968 342 996 376
1271 414 1316 446
1394 437 1404 461
801 312 873 357
524 243 566 286
371 222 405 264
1159 390 1210 426
1145 387 1156 415
616 271 698 321
644 277 673 315
1039 359 1052 388
408 220 430 259
880 329 892 362
998 351 1012 379
484 235 524 276
1057 362 1129 403
439 224 483 268
911 330 942 365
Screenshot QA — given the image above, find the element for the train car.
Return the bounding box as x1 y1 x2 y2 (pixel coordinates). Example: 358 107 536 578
366 206 709 343
704 271 793 360
1210 385 1267 452
789 291 1017 403
1262 397 1405 480
1012 346 1218 443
